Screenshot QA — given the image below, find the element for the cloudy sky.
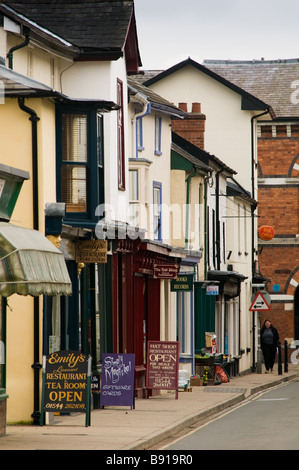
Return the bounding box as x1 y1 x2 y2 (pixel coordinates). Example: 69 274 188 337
134 0 299 70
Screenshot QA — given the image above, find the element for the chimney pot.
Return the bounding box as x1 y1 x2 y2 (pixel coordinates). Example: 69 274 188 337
192 102 201 113
178 102 188 112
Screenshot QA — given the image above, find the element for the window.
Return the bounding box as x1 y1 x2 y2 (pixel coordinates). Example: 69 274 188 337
177 292 193 356
129 169 139 226
153 181 162 240
136 117 144 152
117 79 125 190
61 113 88 213
154 115 162 155
56 106 104 226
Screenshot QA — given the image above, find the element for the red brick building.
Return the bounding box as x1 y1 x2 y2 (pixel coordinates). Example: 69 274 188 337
204 59 299 349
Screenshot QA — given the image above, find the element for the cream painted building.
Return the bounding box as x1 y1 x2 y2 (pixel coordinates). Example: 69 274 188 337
140 59 268 372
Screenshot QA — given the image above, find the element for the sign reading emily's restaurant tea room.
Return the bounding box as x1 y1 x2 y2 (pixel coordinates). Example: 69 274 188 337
41 350 91 421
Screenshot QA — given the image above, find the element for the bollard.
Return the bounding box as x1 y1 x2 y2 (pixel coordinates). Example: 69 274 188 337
284 340 288 373
278 342 282 375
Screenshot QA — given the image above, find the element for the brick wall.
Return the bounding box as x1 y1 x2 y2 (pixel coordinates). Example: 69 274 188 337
258 122 299 345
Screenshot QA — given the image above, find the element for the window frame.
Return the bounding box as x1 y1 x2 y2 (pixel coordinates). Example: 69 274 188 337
117 78 126 190
153 181 162 241
56 104 104 227
154 115 162 156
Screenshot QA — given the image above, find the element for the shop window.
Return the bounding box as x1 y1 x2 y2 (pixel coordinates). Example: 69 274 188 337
177 291 193 356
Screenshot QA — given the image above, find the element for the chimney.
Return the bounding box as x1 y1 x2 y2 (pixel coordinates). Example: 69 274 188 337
172 102 206 149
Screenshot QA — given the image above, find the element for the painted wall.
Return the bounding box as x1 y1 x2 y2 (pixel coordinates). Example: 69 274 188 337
147 65 257 195
0 97 57 422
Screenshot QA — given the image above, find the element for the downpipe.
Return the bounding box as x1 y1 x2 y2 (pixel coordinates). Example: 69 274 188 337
18 97 41 423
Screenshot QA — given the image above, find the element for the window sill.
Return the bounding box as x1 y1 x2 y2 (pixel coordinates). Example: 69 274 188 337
154 151 162 156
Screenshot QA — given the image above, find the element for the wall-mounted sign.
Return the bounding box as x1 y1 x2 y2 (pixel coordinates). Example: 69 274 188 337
146 341 179 399
153 263 178 279
76 240 107 263
171 274 193 291
258 225 275 241
100 353 135 409
41 350 91 426
206 285 219 295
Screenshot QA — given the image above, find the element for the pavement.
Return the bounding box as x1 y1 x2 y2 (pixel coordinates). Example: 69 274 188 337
1 363 298 451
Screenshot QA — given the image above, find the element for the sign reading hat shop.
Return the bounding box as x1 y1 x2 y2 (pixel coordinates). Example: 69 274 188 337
76 240 107 263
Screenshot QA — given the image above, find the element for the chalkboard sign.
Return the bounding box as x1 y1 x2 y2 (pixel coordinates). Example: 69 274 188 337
146 341 179 399
41 350 91 426
100 353 135 409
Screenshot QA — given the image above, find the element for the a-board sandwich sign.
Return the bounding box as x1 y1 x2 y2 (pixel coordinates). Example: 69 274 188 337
41 350 91 426
146 341 179 399
100 353 135 409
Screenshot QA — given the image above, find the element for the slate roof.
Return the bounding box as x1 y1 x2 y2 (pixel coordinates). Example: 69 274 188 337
127 76 185 118
0 0 141 63
203 59 299 119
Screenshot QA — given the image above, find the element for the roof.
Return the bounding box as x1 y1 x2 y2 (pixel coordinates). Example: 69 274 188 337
0 1 142 67
141 58 274 117
127 76 185 118
203 59 299 119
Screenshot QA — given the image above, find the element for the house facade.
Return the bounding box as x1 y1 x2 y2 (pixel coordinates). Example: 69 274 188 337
0 0 141 423
204 59 299 356
139 59 270 372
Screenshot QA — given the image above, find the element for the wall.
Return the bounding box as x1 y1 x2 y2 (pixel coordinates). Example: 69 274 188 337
257 122 299 344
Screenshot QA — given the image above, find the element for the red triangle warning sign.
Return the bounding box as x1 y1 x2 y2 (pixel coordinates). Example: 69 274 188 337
249 291 271 311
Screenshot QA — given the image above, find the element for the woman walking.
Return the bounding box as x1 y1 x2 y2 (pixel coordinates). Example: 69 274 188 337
260 319 280 373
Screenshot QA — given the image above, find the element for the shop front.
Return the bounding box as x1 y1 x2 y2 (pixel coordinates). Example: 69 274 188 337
112 238 180 398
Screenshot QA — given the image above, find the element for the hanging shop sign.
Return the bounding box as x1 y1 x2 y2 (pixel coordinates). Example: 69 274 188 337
76 240 107 263
153 263 178 279
146 341 179 399
171 274 193 291
41 350 91 426
258 225 275 241
100 353 135 409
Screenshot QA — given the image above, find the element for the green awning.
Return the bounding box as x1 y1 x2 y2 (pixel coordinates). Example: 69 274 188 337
0 223 72 297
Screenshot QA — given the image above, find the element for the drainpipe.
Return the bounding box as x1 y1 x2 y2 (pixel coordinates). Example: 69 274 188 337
7 35 30 69
18 97 41 423
215 169 225 271
185 166 198 249
250 108 270 371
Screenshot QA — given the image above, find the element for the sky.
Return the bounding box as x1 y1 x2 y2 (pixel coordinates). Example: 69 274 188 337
134 0 299 70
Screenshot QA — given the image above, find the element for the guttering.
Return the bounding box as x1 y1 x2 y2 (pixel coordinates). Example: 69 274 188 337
7 35 30 69
18 97 41 424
